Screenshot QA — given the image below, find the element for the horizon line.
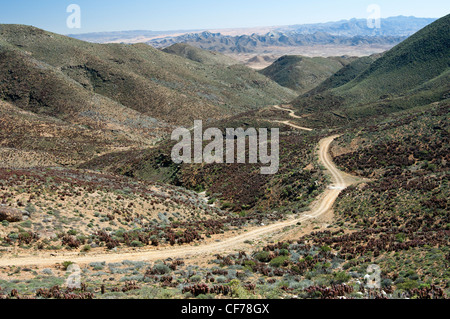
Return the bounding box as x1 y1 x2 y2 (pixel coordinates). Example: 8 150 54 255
63 15 439 36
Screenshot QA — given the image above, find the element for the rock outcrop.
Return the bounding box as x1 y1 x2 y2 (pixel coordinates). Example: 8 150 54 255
0 205 24 222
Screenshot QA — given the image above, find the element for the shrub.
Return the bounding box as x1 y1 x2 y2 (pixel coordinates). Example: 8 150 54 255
20 220 32 229
62 261 74 270
190 275 202 283
255 251 271 262
41 268 53 275
397 279 419 290
25 203 36 214
221 202 234 210
332 271 351 284
382 278 393 288
320 245 332 253
153 263 171 275
89 262 105 270
130 240 144 248
395 233 407 243
81 245 91 252
243 260 256 270
216 276 227 283
228 279 250 299
270 256 289 268
279 249 289 256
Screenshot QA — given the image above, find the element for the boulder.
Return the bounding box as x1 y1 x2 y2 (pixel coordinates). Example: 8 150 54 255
0 205 24 222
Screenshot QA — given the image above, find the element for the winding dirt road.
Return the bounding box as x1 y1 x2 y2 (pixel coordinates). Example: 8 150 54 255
271 105 313 131
272 105 303 119
0 133 354 267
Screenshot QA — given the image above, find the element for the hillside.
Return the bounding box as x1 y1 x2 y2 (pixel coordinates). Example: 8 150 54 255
324 101 449 292
0 15 449 301
292 14 450 127
0 24 296 129
80 109 327 215
0 100 145 167
259 55 355 93
304 53 383 94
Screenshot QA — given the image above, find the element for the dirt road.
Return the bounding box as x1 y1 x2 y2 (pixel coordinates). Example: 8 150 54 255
272 104 303 119
0 134 355 267
271 105 313 131
273 120 313 131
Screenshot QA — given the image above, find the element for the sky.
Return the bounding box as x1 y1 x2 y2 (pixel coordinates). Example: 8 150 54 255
0 0 448 34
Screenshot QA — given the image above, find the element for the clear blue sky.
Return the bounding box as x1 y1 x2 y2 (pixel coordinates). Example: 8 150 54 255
0 0 448 34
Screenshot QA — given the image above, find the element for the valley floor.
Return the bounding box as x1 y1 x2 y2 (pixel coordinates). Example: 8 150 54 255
0 134 361 268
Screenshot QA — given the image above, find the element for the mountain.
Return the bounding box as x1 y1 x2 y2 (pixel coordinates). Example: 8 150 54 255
162 43 238 66
243 55 278 70
148 30 406 53
0 24 295 165
0 25 295 125
1 15 449 301
291 14 450 127
142 16 436 54
306 53 383 94
69 16 436 45
278 16 437 37
259 55 355 93
67 29 202 43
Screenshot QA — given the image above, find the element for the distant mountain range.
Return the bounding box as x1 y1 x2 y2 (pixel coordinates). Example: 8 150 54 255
68 16 437 54
147 31 406 54
275 16 437 37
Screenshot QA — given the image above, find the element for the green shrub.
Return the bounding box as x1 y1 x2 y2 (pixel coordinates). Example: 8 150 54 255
81 245 91 252
228 279 250 299
254 251 271 262
130 240 144 248
396 279 419 290
190 275 202 282
153 263 171 275
270 256 289 268
395 233 407 243
243 260 256 270
332 271 351 284
25 203 36 214
67 229 78 236
320 245 332 253
62 261 74 270
20 220 32 228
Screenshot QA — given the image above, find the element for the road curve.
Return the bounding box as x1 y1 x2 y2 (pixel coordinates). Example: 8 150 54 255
0 135 351 267
273 104 303 119
271 105 313 131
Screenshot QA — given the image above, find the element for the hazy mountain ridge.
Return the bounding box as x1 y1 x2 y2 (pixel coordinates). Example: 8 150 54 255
68 16 436 45
148 31 406 53
277 16 437 36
